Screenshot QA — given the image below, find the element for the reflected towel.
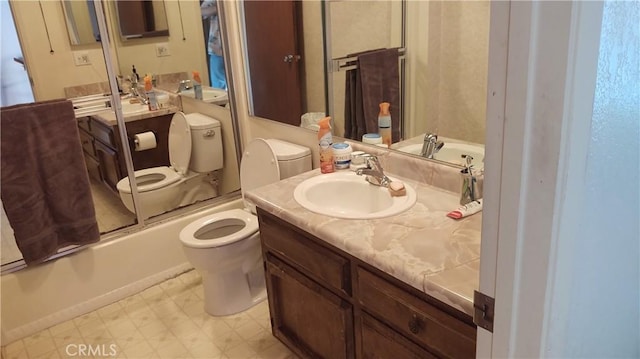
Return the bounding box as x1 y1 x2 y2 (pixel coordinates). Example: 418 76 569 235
358 48 401 143
344 69 365 140
1 99 99 265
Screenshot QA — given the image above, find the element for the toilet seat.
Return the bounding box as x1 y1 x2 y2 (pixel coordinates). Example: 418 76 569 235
180 209 258 248
169 112 192 175
116 167 181 194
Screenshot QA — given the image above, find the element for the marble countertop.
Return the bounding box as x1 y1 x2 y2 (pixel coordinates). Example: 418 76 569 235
90 105 179 127
245 168 481 315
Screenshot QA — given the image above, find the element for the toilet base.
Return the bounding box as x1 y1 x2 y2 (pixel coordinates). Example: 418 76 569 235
200 261 267 316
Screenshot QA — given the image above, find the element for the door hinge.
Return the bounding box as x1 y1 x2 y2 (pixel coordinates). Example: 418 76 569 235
473 290 494 332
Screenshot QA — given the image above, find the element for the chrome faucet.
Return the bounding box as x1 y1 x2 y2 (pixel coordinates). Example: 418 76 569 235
176 80 192 93
356 156 391 187
420 132 444 158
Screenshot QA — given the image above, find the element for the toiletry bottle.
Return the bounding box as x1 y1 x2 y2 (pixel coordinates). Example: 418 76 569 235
378 102 392 147
192 71 203 100
144 75 159 111
318 117 335 173
132 65 140 82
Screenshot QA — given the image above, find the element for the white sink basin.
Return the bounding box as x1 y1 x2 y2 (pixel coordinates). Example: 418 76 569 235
120 101 149 115
396 142 484 168
294 171 417 219
180 86 228 105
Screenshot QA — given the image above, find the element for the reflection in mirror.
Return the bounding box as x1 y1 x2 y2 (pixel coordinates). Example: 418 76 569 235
1 0 239 267
241 0 325 126
62 0 100 45
243 0 490 165
114 0 169 39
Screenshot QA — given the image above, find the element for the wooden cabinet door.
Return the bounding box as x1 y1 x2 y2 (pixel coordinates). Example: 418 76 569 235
265 256 354 359
94 140 122 192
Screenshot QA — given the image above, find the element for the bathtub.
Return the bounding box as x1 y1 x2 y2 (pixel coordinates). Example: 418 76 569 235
0 199 243 345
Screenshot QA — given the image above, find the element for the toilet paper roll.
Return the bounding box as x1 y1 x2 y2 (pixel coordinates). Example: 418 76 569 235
134 131 157 151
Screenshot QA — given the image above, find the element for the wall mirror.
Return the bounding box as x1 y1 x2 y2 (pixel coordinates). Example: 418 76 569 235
114 0 169 39
241 0 490 166
2 0 237 268
62 0 100 45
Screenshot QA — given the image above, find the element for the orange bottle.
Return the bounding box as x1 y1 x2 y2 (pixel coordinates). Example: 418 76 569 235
318 117 335 173
144 75 158 111
192 71 203 100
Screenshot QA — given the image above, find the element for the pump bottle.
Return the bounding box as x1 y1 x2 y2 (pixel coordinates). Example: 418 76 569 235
318 117 335 173
378 102 392 147
192 71 203 100
144 75 159 111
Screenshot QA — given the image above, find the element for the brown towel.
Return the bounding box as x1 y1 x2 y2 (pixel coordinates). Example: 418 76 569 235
357 48 401 143
1 99 100 265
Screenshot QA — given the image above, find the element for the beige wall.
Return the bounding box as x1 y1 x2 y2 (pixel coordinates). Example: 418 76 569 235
108 0 208 87
419 1 489 144
11 0 110 100
12 0 209 101
301 1 325 114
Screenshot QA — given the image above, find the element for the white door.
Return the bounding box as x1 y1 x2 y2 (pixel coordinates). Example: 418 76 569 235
479 1 638 357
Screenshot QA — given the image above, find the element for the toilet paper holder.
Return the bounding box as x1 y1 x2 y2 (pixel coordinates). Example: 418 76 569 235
130 131 158 151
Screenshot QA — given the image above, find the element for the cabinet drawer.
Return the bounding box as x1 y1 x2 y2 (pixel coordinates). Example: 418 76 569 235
78 129 96 158
90 119 116 148
359 313 436 359
357 267 476 358
258 209 351 296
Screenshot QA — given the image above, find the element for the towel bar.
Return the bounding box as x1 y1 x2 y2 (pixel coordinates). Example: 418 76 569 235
329 47 405 72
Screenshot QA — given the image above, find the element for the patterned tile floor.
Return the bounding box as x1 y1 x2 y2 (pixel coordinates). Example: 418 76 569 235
1 270 297 359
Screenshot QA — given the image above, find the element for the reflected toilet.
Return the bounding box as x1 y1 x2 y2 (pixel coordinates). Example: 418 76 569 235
116 112 223 219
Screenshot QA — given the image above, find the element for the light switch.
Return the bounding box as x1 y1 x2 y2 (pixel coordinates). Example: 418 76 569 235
73 51 91 66
156 43 170 57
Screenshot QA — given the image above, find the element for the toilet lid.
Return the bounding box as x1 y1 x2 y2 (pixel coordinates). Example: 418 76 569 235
240 139 280 209
179 209 259 248
169 112 192 175
116 167 181 194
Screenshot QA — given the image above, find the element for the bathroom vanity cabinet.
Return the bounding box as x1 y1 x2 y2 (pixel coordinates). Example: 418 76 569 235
257 208 477 359
77 114 173 192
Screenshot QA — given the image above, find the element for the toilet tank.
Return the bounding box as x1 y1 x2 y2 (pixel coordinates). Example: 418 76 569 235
265 139 312 179
185 113 223 172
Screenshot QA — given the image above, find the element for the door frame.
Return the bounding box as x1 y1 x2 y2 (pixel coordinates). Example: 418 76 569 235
478 1 605 357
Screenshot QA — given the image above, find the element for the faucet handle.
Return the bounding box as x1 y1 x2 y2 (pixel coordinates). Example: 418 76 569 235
365 155 381 170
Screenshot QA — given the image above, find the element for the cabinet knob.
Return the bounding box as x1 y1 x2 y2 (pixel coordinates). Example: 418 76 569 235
408 314 422 334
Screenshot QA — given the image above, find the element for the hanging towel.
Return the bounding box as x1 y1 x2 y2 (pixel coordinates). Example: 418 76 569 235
357 48 401 143
344 69 364 140
1 99 100 265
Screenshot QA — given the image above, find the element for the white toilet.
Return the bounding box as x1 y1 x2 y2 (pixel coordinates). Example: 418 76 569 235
179 138 311 316
116 112 223 219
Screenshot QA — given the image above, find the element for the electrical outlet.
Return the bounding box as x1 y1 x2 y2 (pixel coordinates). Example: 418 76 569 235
155 43 170 57
73 51 91 66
